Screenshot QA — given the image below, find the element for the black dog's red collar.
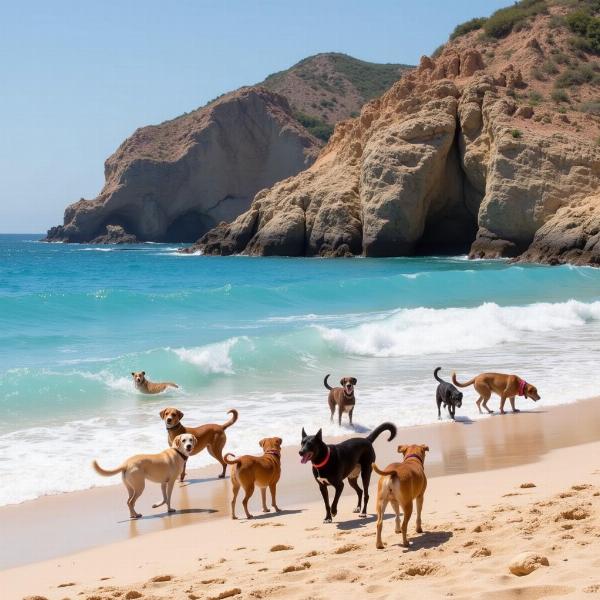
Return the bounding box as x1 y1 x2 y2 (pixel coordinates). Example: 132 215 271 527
404 453 423 464
313 448 331 469
174 449 188 462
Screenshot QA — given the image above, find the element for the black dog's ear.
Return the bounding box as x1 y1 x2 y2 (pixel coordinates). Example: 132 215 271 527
141 371 145 376
316 429 323 441
301 427 307 440
351 377 357 385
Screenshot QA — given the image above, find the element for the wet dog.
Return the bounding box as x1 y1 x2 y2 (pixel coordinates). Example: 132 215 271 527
225 437 282 519
299 422 397 523
159 407 238 480
132 371 179 394
434 367 463 420
452 371 540 414
324 374 357 427
92 433 196 518
372 443 429 549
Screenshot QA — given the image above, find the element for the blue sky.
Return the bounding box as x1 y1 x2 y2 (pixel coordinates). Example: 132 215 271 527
0 0 508 233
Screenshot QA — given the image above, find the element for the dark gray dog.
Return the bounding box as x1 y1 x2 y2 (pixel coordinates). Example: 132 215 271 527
434 367 463 420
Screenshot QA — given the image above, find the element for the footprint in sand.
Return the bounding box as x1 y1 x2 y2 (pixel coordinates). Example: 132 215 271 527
520 482 536 489
270 544 293 552
334 543 360 554
57 582 76 587
149 575 172 583
572 484 592 491
282 561 311 573
208 588 241 600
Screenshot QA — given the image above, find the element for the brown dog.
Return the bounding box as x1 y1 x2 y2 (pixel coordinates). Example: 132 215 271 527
159 407 238 480
92 433 196 518
324 374 357 426
452 372 540 414
132 371 179 394
372 444 429 549
224 437 282 519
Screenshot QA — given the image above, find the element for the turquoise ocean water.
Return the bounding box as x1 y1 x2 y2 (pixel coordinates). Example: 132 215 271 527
1 233 600 505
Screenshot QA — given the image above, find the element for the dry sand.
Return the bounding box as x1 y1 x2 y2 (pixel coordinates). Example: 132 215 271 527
2 397 600 599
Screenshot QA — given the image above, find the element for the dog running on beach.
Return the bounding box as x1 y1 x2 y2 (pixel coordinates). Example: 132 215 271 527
452 371 540 414
324 374 357 427
92 433 196 519
434 367 463 420
299 422 397 523
132 371 179 394
372 443 429 549
159 407 238 481
225 437 282 520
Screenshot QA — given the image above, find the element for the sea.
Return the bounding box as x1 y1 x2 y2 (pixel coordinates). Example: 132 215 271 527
1 233 600 506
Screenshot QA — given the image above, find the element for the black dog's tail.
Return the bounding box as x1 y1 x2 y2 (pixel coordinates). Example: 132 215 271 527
433 367 444 384
324 374 333 390
367 422 397 443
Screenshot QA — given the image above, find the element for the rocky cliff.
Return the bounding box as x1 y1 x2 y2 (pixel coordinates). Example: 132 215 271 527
46 88 320 243
191 2 600 264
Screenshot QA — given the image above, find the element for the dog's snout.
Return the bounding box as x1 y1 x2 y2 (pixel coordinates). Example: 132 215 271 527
186 444 192 451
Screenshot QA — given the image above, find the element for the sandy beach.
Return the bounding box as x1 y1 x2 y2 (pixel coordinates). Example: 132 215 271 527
2 396 599 599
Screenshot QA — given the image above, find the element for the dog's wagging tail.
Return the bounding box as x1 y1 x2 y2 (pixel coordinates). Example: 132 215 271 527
366 422 397 443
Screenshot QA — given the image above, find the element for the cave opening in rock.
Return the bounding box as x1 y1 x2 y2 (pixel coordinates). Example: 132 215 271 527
97 213 140 240
164 211 217 243
414 212 478 256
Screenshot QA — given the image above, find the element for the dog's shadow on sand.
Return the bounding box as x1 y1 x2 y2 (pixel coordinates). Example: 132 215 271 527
179 476 227 487
452 415 474 425
394 529 453 551
336 513 382 531
346 423 370 434
118 507 218 524
241 508 304 522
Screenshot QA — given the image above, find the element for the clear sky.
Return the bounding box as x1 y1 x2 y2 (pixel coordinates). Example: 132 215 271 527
0 0 508 233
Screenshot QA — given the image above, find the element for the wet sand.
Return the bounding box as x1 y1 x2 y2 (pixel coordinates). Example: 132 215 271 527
1 396 598 571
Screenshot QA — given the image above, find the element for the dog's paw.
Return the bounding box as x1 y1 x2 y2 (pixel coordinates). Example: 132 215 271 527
263 508 271 513
513 408 521 413
168 508 176 513
359 513 367 518
132 513 142 519
376 542 385 550
218 473 226 479
323 517 333 524
353 507 361 513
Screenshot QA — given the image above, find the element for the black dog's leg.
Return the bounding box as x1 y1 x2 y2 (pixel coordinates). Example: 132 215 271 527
318 482 333 523
348 477 362 513
330 481 344 518
359 463 371 517
449 404 455 420
436 395 442 419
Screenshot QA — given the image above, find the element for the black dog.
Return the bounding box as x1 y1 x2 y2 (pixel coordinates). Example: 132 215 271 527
434 367 463 420
299 422 397 523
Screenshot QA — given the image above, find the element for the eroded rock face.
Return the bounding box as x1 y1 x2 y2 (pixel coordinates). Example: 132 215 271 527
192 46 600 263
45 88 320 243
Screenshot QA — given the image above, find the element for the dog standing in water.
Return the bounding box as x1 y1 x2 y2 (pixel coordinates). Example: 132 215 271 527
132 371 179 394
324 374 357 427
434 367 463 420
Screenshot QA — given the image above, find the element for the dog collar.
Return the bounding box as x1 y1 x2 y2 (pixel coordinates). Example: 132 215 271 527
312 448 331 469
518 378 527 397
404 453 423 465
165 423 179 430
265 450 281 457
174 449 188 462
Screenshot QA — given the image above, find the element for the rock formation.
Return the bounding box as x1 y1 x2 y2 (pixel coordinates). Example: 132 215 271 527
45 88 320 243
190 7 600 265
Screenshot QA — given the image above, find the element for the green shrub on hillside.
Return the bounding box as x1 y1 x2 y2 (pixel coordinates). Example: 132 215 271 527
483 0 547 39
510 128 523 139
551 89 570 103
579 100 600 114
293 111 334 142
565 6 600 53
450 17 487 40
555 63 599 87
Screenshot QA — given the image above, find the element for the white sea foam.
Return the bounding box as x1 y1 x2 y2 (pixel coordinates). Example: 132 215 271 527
318 300 600 357
172 337 245 374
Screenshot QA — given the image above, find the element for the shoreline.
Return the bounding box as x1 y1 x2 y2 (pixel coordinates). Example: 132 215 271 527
1 395 599 573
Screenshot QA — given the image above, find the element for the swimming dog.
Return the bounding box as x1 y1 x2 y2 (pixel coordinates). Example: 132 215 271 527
299 422 397 523
159 407 238 481
132 371 179 394
324 374 357 427
372 443 429 549
92 433 196 519
225 436 282 519
434 367 463 420
452 371 540 414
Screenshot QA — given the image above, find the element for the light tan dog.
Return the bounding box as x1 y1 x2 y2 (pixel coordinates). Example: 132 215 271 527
372 444 429 549
324 374 357 426
224 437 282 519
160 407 238 481
92 433 196 519
452 371 540 414
132 371 179 394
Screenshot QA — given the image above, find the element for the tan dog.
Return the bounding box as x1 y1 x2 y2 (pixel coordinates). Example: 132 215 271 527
324 374 357 426
132 371 179 394
372 444 429 549
224 437 282 519
92 433 196 519
160 407 238 481
452 372 540 414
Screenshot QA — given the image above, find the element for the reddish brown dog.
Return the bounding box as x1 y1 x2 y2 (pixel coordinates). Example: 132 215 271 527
225 437 282 519
452 372 540 414
324 374 357 426
372 444 429 549
159 407 238 481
